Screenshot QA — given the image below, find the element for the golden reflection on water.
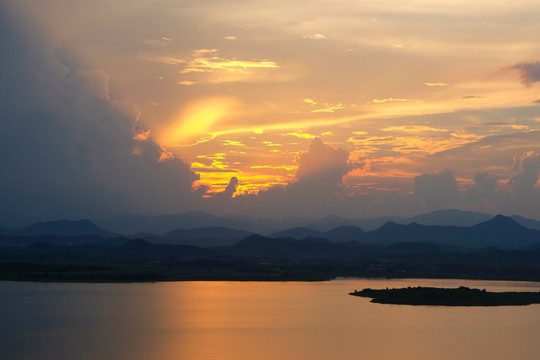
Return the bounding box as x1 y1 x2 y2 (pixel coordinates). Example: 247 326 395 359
2 279 540 360
148 279 540 360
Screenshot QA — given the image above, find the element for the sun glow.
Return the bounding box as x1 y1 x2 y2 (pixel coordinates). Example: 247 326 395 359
158 98 235 147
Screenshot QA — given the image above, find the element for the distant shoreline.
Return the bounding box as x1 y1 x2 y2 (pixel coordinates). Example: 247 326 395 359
2 269 540 284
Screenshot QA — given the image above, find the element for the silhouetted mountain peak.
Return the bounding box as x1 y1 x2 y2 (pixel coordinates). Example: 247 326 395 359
377 221 403 230
242 234 269 242
408 209 492 227
477 215 524 230
270 227 322 239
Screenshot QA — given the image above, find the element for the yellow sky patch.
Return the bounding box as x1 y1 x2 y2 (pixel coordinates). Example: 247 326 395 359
381 126 448 133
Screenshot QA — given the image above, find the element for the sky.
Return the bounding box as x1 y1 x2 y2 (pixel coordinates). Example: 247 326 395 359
1 0 540 225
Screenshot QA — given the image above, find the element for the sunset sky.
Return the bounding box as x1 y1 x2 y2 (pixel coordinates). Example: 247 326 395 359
1 0 540 225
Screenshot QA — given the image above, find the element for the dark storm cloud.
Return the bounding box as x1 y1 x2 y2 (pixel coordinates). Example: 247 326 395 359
0 9 201 225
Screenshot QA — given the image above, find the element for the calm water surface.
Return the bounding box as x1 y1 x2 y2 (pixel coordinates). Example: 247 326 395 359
2 278 540 360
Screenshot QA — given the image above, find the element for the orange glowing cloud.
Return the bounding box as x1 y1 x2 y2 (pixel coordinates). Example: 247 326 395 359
158 98 236 146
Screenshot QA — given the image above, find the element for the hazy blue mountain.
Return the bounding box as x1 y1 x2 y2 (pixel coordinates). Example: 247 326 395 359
367 221 453 245
325 226 367 242
271 226 367 242
365 215 540 249
307 215 406 231
161 227 254 247
270 227 324 240
18 220 114 237
511 215 540 231
407 209 493 227
96 211 263 235
96 209 540 237
0 234 127 247
304 215 358 231
464 215 540 248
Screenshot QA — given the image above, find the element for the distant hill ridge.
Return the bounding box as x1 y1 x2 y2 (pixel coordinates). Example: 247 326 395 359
93 209 540 236
9 210 540 250
19 219 114 237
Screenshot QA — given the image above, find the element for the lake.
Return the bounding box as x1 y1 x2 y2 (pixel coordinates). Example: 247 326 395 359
2 278 540 360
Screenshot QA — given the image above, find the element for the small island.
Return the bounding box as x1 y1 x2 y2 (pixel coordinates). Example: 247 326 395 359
349 286 540 306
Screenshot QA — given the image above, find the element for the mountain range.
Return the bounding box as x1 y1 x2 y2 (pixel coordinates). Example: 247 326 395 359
2 210 540 250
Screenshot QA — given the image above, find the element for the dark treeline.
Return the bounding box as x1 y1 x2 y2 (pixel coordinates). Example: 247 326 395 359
1 231 540 282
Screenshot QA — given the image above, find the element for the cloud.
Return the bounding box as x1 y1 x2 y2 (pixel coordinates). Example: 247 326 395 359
381 126 448 133
177 80 201 86
216 177 239 198
511 61 540 86
370 98 409 104
302 34 327 40
465 172 499 205
181 49 279 74
284 132 317 139
295 138 351 184
460 95 485 99
510 151 540 192
311 103 345 113
0 10 201 225
225 139 360 217
139 55 186 65
414 170 458 210
424 82 448 87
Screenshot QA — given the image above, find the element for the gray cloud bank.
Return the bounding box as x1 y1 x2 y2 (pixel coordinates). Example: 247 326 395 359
0 8 201 225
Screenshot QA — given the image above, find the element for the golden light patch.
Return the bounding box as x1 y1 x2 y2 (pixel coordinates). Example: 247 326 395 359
177 80 200 86
302 34 326 39
158 150 174 162
222 140 245 146
311 103 345 113
158 98 236 146
425 82 448 87
284 132 316 139
133 130 151 141
262 141 282 146
381 126 448 132
181 50 279 74
197 171 290 195
251 165 297 171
